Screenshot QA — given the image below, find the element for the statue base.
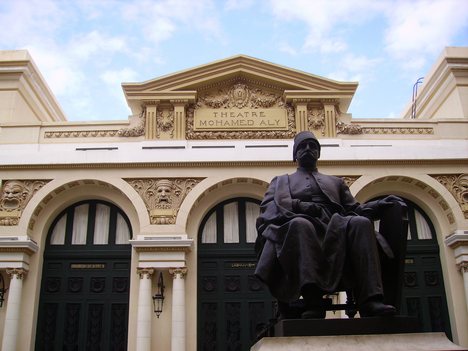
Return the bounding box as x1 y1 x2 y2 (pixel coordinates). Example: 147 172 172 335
274 316 420 337
251 333 466 351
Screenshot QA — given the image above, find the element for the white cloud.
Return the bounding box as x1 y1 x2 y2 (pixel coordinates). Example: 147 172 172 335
224 0 255 11
100 68 138 86
269 0 383 53
383 0 468 69
70 31 127 60
278 42 298 56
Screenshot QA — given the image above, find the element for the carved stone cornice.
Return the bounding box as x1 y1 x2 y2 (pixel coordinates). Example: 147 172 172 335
0 180 50 226
125 178 203 224
137 267 155 279
431 174 468 219
169 267 188 279
2 159 467 171
6 267 27 279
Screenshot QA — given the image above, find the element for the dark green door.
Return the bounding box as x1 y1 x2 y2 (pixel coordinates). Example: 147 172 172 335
400 199 452 339
35 200 132 351
197 198 275 351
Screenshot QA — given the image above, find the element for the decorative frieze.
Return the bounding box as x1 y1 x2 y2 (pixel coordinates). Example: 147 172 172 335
44 130 119 138
431 174 468 219
361 127 434 135
336 121 363 135
156 108 175 139
125 178 203 224
0 180 50 226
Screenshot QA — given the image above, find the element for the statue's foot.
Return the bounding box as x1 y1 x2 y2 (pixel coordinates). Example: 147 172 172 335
359 300 396 317
301 308 326 319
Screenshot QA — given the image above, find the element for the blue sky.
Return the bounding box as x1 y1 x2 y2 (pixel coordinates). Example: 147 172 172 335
1 0 467 121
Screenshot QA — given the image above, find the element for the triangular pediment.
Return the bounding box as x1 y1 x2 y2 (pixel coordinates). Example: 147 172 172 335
122 55 358 114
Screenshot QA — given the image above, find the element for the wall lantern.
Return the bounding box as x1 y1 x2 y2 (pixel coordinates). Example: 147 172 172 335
152 272 165 318
0 274 8 308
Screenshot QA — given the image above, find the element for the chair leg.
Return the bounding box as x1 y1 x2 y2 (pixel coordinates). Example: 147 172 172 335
345 290 357 318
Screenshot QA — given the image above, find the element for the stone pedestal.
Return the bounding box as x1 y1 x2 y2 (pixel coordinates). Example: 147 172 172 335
251 333 467 351
274 316 420 337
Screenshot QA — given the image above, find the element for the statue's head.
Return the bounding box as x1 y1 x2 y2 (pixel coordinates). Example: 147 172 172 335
293 131 321 162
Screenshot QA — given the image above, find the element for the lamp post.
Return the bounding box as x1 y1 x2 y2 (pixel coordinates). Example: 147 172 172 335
152 272 165 318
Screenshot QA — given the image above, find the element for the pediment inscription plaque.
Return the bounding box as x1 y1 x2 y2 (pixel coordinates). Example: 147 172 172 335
186 79 295 139
194 83 288 131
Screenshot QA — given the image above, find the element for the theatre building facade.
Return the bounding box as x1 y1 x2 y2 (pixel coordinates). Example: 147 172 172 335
0 47 467 350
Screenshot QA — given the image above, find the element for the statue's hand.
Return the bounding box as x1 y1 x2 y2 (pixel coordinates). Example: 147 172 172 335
297 201 322 216
378 195 406 209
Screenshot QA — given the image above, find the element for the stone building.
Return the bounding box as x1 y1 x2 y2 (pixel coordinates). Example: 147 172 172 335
0 47 467 351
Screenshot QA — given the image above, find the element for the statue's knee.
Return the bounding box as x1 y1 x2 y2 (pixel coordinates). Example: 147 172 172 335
349 216 373 231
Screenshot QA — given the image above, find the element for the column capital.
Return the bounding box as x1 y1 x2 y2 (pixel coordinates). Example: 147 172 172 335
169 267 188 279
137 267 155 279
5 268 27 280
458 261 468 273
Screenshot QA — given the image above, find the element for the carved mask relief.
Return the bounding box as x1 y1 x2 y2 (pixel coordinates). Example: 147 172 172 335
0 180 49 225
126 178 203 224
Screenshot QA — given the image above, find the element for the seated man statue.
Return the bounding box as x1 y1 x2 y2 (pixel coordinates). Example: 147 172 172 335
254 131 404 319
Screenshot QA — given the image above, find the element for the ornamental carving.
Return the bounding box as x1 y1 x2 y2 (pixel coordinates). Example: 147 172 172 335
44 130 119 138
431 174 468 219
336 121 363 135
308 107 325 134
198 83 280 109
118 111 146 137
126 178 203 224
0 180 50 225
361 127 433 135
340 176 360 188
156 109 174 138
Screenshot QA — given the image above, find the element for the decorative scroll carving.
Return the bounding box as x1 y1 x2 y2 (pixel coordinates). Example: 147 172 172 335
431 174 468 219
458 262 468 273
0 180 50 226
340 176 361 188
44 130 119 138
118 110 146 137
361 127 433 135
336 121 363 135
126 178 203 224
156 109 174 138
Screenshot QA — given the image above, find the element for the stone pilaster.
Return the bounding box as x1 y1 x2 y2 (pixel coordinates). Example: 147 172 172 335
136 268 155 351
171 100 188 140
322 99 338 137
145 102 159 139
169 267 188 351
1 268 27 351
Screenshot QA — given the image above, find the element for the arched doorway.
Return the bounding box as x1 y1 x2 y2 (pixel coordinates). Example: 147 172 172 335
35 200 132 350
400 199 452 339
197 197 275 351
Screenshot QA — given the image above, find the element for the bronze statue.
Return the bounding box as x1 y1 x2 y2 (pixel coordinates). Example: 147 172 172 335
255 131 406 319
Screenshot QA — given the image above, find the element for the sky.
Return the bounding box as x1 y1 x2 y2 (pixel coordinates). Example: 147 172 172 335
1 0 467 121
